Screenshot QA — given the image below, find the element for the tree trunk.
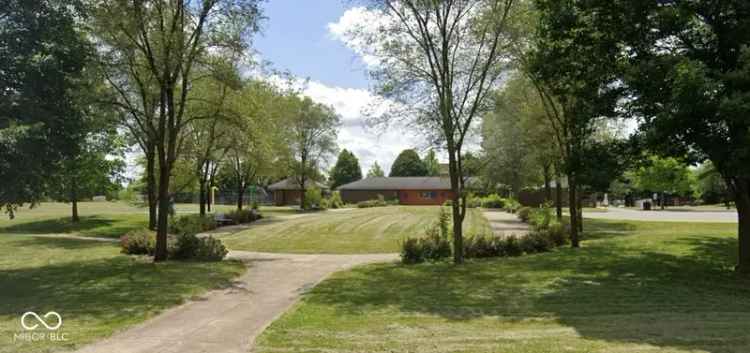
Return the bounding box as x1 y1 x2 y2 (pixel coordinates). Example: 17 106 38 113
154 163 170 262
568 173 580 248
660 191 666 210
146 149 157 230
448 151 464 264
733 178 750 273
555 175 563 221
198 180 206 216
206 184 212 213
71 180 80 223
237 184 245 211
577 190 583 233
543 164 552 204
299 176 306 210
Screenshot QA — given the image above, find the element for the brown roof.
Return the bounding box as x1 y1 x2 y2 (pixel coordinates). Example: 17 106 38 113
268 178 328 191
337 177 452 191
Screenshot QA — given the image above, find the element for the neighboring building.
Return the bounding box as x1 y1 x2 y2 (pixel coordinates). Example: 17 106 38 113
337 177 455 205
268 178 328 206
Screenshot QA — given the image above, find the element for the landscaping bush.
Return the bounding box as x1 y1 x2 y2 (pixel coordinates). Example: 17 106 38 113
529 205 553 231
169 214 217 236
400 235 452 264
466 194 482 208
120 228 156 255
545 221 569 247
502 235 523 257
463 234 504 258
480 194 505 209
357 194 390 208
517 206 532 223
327 191 344 209
504 198 521 213
303 188 324 210
171 233 228 261
521 231 554 254
226 209 261 224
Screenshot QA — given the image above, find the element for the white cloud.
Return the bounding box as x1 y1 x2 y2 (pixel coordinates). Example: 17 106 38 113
301 79 425 175
327 7 387 68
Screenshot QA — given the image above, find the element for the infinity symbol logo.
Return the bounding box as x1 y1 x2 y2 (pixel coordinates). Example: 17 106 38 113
20 312 62 330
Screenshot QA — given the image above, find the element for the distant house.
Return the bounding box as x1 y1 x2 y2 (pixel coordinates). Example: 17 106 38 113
337 177 455 205
268 178 328 206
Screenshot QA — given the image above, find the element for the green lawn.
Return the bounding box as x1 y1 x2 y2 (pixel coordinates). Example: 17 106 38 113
0 202 291 239
0 234 244 353
222 206 492 254
255 219 750 353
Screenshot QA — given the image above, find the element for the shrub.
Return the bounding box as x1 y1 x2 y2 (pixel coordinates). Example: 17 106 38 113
303 188 324 209
529 205 553 231
437 206 451 240
169 214 217 236
226 209 261 224
466 194 482 208
517 207 532 223
327 191 344 209
480 194 505 209
171 233 228 261
120 228 156 255
400 235 451 264
357 195 389 208
545 221 569 247
521 231 554 254
443 199 453 207
504 198 521 213
502 235 523 257
463 234 505 258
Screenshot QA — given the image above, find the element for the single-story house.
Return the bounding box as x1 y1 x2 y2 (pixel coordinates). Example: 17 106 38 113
268 178 328 206
337 177 455 205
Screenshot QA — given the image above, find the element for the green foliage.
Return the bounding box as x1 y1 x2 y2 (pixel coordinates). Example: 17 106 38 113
303 188 324 210
528 205 554 231
327 191 345 209
389 149 429 177
120 228 157 255
330 149 363 188
437 206 451 240
466 194 482 208
423 149 441 176
357 194 394 208
517 207 532 223
366 162 385 177
171 234 228 262
1 0 96 215
633 156 695 197
694 162 730 205
226 209 261 224
504 198 521 213
480 194 505 209
169 214 218 236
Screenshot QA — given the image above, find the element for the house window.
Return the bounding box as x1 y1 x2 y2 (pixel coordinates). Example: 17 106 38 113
419 191 436 199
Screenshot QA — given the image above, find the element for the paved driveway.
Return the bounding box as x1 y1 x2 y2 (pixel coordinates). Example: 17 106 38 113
481 209 529 236
584 207 737 223
75 251 398 353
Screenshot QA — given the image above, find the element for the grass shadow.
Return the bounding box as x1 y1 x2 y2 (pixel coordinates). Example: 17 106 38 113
0 215 145 238
299 224 750 352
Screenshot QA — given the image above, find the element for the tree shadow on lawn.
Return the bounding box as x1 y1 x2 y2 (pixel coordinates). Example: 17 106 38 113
306 235 750 352
0 215 145 238
0 254 243 345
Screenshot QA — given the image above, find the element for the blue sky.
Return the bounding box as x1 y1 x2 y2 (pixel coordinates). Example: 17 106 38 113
251 1 427 175
254 1 369 90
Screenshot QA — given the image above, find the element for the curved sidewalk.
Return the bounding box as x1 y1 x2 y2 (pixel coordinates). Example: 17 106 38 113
583 207 737 223
75 251 398 353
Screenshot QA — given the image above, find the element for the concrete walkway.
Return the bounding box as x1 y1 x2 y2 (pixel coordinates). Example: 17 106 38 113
75 251 398 353
481 209 529 236
583 207 737 223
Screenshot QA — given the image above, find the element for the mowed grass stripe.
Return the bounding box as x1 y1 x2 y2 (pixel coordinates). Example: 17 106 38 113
222 206 492 254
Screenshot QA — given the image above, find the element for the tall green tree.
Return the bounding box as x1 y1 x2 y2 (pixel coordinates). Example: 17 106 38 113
617 0 750 272
423 149 440 176
389 149 428 177
1 0 92 217
93 0 263 261
367 162 385 177
354 0 518 263
330 149 363 189
285 96 340 209
529 0 624 247
633 156 695 210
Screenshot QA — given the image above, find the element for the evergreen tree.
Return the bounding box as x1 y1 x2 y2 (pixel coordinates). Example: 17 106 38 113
367 162 385 177
389 149 429 177
330 149 363 188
